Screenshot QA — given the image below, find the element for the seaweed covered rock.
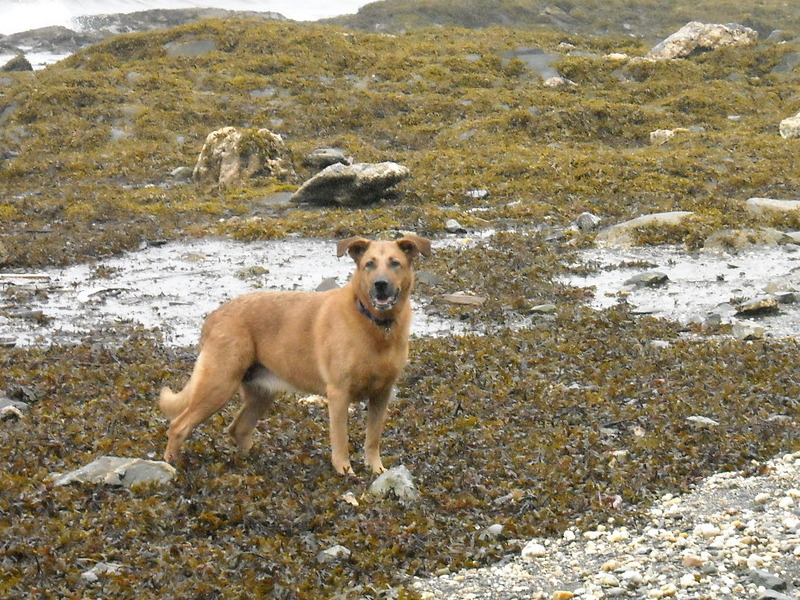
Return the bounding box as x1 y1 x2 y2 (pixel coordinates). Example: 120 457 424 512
0 54 33 72
290 161 410 206
192 126 296 187
646 22 757 60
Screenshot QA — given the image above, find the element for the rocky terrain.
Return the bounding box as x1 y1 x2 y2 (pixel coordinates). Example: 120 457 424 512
0 1 799 598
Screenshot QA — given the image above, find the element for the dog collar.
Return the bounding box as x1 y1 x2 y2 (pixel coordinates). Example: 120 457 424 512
357 298 394 329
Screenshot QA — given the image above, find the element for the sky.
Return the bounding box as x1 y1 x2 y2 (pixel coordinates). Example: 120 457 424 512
0 0 373 35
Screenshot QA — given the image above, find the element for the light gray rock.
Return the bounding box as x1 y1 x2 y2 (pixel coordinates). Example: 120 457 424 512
290 161 409 206
303 148 351 171
595 211 693 246
317 545 351 564
703 228 794 252
52 456 176 488
646 22 757 60
745 197 800 215
779 112 800 139
736 295 779 316
576 212 602 232
192 126 295 187
732 322 766 340
624 271 669 288
368 465 419 504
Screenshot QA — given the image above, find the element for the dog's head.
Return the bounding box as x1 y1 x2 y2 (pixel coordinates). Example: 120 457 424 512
337 234 432 315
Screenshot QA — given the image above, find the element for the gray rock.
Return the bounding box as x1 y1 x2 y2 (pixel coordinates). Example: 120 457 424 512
745 197 800 215
303 148 351 171
731 322 765 340
576 212 602 232
686 415 720 428
624 271 669 288
703 228 794 252
52 456 176 488
595 211 693 246
317 544 351 564
646 22 757 60
368 465 419 505
164 36 216 57
445 219 467 234
749 569 787 591
290 162 409 206
779 112 800 139
503 47 561 79
192 126 295 187
81 562 123 583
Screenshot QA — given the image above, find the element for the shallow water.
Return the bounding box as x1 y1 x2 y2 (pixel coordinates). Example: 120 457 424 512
564 244 800 338
0 237 468 347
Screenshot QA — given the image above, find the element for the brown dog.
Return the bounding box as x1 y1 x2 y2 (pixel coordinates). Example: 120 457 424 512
158 234 431 475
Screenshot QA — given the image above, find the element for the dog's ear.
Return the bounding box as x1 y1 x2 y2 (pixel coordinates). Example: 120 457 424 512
396 234 432 260
337 237 371 261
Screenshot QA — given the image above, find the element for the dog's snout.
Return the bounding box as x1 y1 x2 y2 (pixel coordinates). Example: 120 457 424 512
373 277 390 296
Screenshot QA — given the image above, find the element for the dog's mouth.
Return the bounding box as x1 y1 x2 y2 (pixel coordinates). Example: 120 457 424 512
370 287 400 311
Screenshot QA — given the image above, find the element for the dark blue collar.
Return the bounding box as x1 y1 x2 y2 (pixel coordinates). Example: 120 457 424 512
357 298 394 329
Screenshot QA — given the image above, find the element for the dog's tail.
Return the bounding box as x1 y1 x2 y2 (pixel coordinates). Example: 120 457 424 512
159 386 189 420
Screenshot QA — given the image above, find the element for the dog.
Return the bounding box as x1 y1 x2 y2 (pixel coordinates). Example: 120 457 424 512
158 234 431 475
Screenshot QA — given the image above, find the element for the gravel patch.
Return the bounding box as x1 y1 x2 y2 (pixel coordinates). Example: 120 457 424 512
414 452 800 600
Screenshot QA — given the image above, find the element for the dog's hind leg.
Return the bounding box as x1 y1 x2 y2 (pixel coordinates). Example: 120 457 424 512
227 381 275 455
162 350 246 463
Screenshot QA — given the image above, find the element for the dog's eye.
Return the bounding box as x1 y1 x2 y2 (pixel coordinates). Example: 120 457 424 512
365 259 377 270
389 259 402 269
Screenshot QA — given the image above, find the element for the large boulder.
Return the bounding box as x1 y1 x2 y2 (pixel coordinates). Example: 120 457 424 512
595 211 694 246
290 161 410 206
646 22 757 60
52 456 176 488
192 126 295 187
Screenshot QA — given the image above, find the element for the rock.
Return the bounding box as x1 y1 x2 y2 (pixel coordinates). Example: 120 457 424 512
81 562 123 583
368 465 419 504
703 228 794 252
192 126 295 187
316 544 351 564
290 161 409 206
575 212 602 232
303 148 351 171
543 76 576 88
749 569 787 591
1 54 33 72
686 415 720 428
732 322 765 340
438 293 486 306
745 197 800 215
445 219 467 234
646 22 757 60
736 295 779 316
164 36 216 57
52 456 176 488
170 166 194 181
650 128 689 145
529 303 557 314
502 47 561 80
595 211 694 246
779 112 800 139
521 541 547 560
624 271 669 288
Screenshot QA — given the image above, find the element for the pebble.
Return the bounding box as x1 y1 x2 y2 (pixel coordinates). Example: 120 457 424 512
414 452 800 599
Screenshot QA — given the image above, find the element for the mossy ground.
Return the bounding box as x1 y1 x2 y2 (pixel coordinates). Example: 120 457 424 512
1 9 800 599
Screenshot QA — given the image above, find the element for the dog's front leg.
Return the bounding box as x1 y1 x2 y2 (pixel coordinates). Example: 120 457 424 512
365 387 393 474
327 386 353 475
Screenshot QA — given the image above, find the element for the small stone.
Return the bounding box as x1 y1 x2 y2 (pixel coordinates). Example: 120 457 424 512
686 415 720 428
598 573 620 587
624 271 669 287
576 212 602 232
317 544 351 564
682 554 706 567
754 492 771 504
521 541 547 560
445 219 467 234
679 573 697 587
693 523 721 538
777 496 794 509
621 570 643 587
552 591 574 600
